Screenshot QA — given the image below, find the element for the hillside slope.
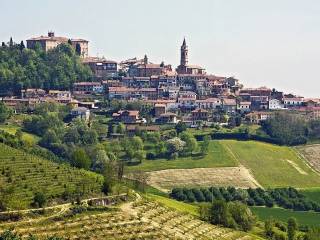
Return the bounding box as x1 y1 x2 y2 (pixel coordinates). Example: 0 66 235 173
0 143 103 209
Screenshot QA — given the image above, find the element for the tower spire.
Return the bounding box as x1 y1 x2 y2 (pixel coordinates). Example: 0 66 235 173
180 37 188 66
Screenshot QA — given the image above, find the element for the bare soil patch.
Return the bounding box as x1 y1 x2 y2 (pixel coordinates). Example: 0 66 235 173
147 167 261 192
297 144 320 172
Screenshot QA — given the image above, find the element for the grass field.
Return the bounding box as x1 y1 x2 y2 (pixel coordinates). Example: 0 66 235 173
300 188 320 204
147 194 199 216
127 141 237 172
296 144 320 172
0 124 40 145
221 140 320 188
251 207 320 227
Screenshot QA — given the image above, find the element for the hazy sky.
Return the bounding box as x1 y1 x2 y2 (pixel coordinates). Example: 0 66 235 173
1 0 320 97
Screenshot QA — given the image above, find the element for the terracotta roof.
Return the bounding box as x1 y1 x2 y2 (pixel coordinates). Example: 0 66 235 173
27 36 88 42
223 99 236 105
160 112 177 117
187 64 205 70
137 64 162 69
192 109 208 113
196 98 220 103
74 82 101 86
83 57 117 64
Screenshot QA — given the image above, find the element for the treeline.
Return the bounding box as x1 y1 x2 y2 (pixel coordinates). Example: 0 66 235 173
170 187 320 212
0 38 92 95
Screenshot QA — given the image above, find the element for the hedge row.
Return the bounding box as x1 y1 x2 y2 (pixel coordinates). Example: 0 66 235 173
170 187 320 212
194 132 282 145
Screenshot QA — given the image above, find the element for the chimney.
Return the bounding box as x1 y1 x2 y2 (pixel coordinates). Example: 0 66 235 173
48 31 55 37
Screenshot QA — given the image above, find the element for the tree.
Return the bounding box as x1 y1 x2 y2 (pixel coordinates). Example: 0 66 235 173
209 200 230 226
0 102 11 123
264 219 274 239
75 43 81 55
71 148 91 170
33 192 46 208
166 137 186 158
117 123 126 134
175 122 187 134
228 202 255 232
19 41 25 52
287 217 298 240
93 150 109 173
9 37 13 47
180 132 198 155
200 135 211 155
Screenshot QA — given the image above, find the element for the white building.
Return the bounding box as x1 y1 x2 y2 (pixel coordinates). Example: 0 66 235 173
269 99 284 110
284 97 304 108
196 98 221 110
71 107 90 121
237 101 251 113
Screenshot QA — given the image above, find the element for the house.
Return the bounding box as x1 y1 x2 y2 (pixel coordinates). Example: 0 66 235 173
145 99 177 111
71 107 90 121
269 99 284 110
284 97 304 108
108 87 134 100
83 57 118 79
196 98 221 110
222 99 237 114
126 125 160 136
154 104 166 117
128 55 172 77
250 96 269 110
178 91 197 99
48 90 72 99
112 110 144 124
237 102 251 113
178 97 197 109
246 111 272 124
240 87 272 97
192 109 209 121
27 32 88 57
21 89 46 98
73 82 103 94
156 113 178 124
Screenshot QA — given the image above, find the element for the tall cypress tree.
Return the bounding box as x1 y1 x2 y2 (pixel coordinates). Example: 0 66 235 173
9 37 13 47
19 40 25 51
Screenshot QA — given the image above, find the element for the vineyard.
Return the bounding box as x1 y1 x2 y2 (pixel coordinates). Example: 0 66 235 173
0 143 104 209
0 197 260 240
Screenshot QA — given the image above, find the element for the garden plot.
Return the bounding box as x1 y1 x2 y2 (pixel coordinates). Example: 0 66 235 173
147 167 260 192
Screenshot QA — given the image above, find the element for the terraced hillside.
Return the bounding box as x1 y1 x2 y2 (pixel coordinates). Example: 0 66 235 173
0 143 104 209
0 198 261 240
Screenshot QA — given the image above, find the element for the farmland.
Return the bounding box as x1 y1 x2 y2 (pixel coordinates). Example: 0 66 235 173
0 143 104 209
0 196 261 240
296 144 320 172
0 124 40 145
146 167 260 192
128 140 320 190
219 140 320 188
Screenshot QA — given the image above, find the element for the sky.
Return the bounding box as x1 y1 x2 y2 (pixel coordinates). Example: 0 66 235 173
1 0 320 97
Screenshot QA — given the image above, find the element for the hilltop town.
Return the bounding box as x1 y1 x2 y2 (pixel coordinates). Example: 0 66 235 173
1 32 319 126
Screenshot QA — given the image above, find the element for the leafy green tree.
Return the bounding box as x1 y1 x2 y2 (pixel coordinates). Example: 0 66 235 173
228 202 255 232
287 217 298 240
200 135 211 155
117 123 126 134
33 192 46 208
209 200 230 226
0 102 11 123
180 132 198 155
175 122 187 134
71 148 91 170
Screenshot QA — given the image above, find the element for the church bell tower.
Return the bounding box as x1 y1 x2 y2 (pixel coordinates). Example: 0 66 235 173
180 38 188 66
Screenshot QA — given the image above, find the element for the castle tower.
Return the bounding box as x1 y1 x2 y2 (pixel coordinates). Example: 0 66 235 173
180 38 188 66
